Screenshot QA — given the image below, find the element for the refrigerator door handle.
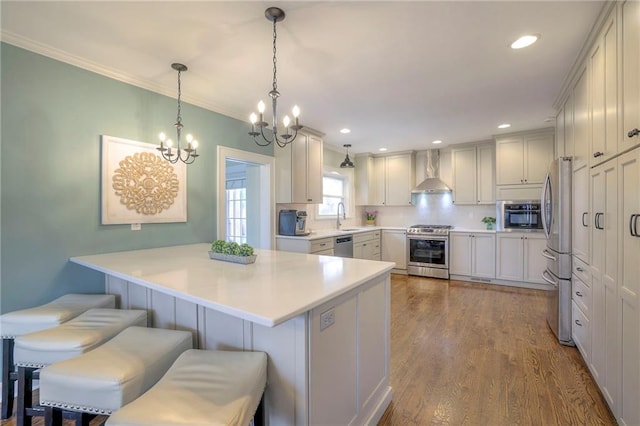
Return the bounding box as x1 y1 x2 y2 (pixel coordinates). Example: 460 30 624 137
541 249 557 261
541 270 557 286
541 172 551 239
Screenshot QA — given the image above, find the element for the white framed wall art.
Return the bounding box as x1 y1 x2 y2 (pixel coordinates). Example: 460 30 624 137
101 135 187 224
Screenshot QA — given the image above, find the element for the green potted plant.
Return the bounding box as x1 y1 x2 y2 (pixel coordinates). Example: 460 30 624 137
209 240 256 264
481 216 496 230
364 210 377 226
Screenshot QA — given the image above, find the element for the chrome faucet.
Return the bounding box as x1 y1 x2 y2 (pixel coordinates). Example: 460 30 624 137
336 202 346 229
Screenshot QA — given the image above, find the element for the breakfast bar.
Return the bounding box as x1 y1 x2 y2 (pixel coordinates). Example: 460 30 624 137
70 243 394 425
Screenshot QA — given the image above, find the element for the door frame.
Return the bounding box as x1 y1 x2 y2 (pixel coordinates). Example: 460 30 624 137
216 146 275 249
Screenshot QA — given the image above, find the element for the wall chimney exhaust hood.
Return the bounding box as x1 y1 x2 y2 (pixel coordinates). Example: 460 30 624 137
411 149 452 194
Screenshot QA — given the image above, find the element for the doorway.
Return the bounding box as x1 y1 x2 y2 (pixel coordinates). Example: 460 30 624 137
216 146 275 249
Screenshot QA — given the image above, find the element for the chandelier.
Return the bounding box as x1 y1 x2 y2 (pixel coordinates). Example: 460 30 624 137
248 7 303 148
157 63 199 164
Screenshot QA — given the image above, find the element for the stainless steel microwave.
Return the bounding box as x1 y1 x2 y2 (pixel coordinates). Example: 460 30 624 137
496 201 543 231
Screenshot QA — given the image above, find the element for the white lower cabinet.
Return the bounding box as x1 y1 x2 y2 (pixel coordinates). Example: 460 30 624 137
276 236 334 255
381 230 407 271
449 232 495 279
353 231 381 261
572 257 592 362
496 233 546 284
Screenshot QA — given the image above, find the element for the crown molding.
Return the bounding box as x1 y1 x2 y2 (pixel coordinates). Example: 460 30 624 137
0 30 245 122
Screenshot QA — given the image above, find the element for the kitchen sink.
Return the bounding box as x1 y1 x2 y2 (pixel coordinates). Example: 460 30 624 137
340 228 360 232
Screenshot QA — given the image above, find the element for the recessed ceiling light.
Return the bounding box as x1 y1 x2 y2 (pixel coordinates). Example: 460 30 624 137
432 140 442 144
340 128 351 134
511 34 539 49
379 148 387 152
498 123 511 129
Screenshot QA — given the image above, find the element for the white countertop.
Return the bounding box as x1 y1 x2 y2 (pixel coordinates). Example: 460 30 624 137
277 226 408 241
70 244 394 328
450 228 497 234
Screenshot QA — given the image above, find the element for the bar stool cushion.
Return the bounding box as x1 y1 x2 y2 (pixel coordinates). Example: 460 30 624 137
106 349 267 426
14 308 146 368
40 326 193 415
0 294 116 338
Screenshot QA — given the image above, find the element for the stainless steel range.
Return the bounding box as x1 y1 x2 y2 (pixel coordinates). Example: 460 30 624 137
407 225 452 279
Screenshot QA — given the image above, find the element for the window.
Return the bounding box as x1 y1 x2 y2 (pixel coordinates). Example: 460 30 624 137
317 174 348 217
226 178 246 244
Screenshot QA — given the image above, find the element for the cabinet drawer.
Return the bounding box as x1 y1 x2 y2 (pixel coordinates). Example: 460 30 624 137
310 238 334 253
354 232 374 244
372 230 381 239
572 275 591 317
572 256 591 286
572 300 591 362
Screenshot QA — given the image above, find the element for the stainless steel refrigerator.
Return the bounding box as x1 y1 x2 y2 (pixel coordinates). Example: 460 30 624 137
540 157 573 346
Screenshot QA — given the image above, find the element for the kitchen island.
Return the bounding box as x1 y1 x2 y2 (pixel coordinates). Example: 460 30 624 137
70 243 394 425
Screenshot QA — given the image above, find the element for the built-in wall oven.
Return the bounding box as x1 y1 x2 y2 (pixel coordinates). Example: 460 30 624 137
407 225 452 279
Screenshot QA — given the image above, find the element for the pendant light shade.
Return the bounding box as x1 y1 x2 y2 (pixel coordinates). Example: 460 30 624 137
340 144 355 168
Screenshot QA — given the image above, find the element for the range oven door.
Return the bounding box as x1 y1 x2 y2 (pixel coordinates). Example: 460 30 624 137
407 235 449 269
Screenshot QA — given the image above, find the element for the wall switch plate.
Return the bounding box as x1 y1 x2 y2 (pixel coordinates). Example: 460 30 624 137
131 223 141 231
320 308 335 331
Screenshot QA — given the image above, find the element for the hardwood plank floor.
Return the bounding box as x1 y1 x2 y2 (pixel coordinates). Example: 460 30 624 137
379 275 616 426
2 275 616 426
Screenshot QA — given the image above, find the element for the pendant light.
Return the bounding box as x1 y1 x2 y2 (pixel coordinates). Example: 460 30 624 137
248 7 303 148
157 63 199 165
340 144 355 168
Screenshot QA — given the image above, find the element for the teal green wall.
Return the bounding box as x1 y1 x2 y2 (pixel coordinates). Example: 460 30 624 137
0 43 273 313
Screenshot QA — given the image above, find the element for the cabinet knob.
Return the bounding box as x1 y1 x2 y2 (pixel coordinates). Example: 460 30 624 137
307 198 312 202
593 151 604 158
575 291 583 297
575 319 583 327
576 267 584 272
628 128 640 138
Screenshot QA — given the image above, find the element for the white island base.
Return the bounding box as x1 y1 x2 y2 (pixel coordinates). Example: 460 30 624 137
71 244 393 425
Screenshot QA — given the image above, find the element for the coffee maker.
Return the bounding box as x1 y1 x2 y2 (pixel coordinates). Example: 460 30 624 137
279 210 309 236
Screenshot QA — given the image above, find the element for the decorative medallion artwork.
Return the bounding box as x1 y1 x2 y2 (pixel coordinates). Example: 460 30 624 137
101 135 187 224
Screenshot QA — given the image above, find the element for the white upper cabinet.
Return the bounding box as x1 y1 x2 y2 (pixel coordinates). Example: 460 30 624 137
356 152 416 206
496 130 554 186
590 12 618 165
573 66 590 171
452 144 494 205
275 130 323 204
622 0 640 152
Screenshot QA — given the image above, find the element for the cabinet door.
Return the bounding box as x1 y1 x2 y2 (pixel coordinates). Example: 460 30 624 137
523 235 546 284
306 134 324 203
618 148 640 426
496 137 524 185
622 0 640 152
591 16 618 164
385 154 414 206
573 66 590 171
381 230 407 270
353 242 365 259
355 155 374 206
573 165 590 264
472 234 495 279
449 233 472 276
291 135 309 203
496 233 524 281
452 147 477 204
556 106 565 158
524 133 554 184
564 93 575 157
371 157 386 206
477 145 495 204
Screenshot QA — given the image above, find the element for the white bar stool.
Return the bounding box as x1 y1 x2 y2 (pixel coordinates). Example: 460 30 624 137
0 293 115 419
106 349 268 426
40 326 193 426
13 308 146 426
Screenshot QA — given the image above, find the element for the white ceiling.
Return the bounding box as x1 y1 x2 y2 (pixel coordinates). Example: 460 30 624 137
1 1 604 154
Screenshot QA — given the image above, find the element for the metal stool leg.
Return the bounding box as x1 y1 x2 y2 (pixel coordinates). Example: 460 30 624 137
2 338 15 419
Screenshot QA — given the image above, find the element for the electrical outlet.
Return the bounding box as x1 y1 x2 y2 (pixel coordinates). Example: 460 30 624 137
131 223 141 231
320 308 335 331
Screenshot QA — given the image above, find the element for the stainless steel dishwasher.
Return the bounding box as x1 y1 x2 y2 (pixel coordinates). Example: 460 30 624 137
334 235 353 258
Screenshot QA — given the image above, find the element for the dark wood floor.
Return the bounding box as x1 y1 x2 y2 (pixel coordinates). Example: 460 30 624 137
2 275 616 426
379 274 616 426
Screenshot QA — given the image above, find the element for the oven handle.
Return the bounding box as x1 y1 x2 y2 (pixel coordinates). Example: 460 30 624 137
407 235 449 241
